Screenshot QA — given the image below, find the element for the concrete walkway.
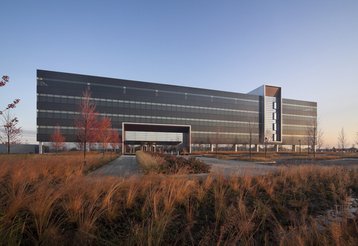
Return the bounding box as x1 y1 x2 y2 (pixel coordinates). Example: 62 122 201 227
91 155 140 177
318 158 358 169
197 156 278 176
91 155 277 178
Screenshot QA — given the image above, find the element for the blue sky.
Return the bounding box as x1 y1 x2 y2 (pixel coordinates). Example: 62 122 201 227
1 0 357 146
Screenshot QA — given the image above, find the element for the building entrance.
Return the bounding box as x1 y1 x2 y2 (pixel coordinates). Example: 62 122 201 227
122 123 191 155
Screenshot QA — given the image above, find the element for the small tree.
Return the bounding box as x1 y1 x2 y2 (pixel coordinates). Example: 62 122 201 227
306 120 317 158
264 137 268 158
1 111 22 154
337 128 347 155
51 126 65 152
75 88 98 166
96 116 112 155
248 121 253 160
316 128 324 151
264 129 272 158
110 129 120 153
0 75 21 154
215 126 220 157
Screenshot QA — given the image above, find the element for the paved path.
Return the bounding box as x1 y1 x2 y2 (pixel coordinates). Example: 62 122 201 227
91 155 140 177
91 155 357 178
275 158 358 168
318 158 358 169
197 156 278 176
91 155 277 178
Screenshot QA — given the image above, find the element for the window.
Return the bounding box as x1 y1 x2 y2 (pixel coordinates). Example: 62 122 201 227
273 102 277 109
273 112 277 120
272 134 276 141
273 123 276 131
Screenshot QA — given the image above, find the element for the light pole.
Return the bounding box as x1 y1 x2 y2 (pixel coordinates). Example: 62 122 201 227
299 139 301 154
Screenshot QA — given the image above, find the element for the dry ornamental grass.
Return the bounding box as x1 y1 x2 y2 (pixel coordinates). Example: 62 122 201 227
0 153 357 245
136 151 210 174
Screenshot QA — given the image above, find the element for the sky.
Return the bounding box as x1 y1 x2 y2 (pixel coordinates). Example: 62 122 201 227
0 0 357 147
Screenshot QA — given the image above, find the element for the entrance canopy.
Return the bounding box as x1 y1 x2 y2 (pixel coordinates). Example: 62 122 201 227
122 122 191 154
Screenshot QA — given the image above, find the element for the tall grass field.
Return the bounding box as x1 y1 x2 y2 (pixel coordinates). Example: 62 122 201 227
0 153 357 245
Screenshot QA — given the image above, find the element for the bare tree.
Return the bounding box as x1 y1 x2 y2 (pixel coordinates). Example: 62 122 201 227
75 88 98 165
247 121 253 160
306 119 320 158
0 111 22 154
206 136 212 152
355 132 358 148
264 137 268 158
264 129 271 158
0 76 21 154
215 126 220 157
51 125 65 152
316 128 324 151
337 128 347 155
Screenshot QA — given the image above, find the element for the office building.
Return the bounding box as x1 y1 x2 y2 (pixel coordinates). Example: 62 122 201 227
37 70 317 154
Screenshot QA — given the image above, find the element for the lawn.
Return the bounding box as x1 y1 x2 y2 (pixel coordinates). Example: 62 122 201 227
0 153 357 245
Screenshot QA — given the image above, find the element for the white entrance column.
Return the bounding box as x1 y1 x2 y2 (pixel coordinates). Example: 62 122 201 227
274 144 279 152
210 144 214 152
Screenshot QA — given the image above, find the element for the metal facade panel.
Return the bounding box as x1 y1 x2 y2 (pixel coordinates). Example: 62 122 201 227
36 70 317 146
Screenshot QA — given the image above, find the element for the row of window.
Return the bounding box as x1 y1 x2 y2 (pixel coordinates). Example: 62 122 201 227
282 126 312 135
39 77 317 113
37 128 308 145
38 93 316 121
282 106 317 117
37 109 259 126
37 125 257 137
39 78 259 105
38 105 260 123
281 135 311 145
38 112 313 132
282 113 315 119
37 94 259 114
39 80 259 110
282 99 317 108
282 115 316 126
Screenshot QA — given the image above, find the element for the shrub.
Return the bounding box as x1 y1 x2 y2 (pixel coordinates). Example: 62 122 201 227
136 151 210 174
135 151 166 173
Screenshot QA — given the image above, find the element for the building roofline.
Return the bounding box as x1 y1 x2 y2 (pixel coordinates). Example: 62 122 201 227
37 69 316 104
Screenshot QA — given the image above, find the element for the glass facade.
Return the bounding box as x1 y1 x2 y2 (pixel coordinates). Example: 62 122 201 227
36 70 317 146
281 99 317 145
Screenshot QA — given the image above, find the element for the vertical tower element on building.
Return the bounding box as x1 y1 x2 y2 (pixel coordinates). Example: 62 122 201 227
248 85 282 144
